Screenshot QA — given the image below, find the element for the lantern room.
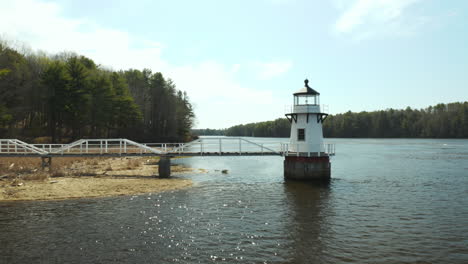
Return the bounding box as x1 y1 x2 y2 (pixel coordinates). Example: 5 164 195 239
294 79 320 106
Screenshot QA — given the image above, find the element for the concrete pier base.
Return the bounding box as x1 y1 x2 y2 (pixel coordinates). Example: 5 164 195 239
284 156 330 181
158 156 171 178
41 156 52 171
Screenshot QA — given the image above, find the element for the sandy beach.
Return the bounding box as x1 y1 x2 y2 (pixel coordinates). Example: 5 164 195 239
0 157 198 201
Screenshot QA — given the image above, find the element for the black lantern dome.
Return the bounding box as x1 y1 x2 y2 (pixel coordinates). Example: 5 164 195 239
294 79 320 96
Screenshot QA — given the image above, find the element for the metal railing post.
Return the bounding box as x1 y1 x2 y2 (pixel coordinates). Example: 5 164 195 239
219 138 222 155
239 138 242 155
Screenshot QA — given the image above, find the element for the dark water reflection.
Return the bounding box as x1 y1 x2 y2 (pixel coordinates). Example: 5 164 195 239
282 182 333 263
1 138 468 263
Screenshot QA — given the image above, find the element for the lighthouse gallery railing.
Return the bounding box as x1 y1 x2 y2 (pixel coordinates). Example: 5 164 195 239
281 143 335 157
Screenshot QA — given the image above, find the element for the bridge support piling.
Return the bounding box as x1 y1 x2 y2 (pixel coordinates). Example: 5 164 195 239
158 156 171 178
41 156 52 171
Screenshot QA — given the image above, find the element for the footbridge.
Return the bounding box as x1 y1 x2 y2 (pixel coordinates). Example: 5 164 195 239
0 137 335 176
0 138 288 156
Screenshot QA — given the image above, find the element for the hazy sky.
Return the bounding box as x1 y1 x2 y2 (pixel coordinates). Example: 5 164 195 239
1 0 467 128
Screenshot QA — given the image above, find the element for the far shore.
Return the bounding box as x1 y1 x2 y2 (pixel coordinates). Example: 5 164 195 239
0 157 203 202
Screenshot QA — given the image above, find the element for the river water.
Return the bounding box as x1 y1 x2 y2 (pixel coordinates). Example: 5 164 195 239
1 138 467 263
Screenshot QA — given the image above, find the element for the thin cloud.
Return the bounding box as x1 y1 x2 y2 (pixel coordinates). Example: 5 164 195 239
0 0 281 128
333 0 426 40
167 61 275 128
0 0 167 71
253 60 293 80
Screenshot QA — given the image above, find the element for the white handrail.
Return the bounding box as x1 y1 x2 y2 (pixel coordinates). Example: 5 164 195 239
167 137 281 155
1 138 335 157
48 139 86 154
122 139 164 154
0 139 48 155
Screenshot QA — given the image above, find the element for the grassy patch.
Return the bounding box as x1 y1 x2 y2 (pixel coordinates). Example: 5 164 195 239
126 159 141 170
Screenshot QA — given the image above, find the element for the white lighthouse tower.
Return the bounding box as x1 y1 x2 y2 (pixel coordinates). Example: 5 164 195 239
284 79 334 181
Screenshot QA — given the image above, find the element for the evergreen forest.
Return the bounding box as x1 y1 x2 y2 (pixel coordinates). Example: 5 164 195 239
0 40 195 143
216 102 468 138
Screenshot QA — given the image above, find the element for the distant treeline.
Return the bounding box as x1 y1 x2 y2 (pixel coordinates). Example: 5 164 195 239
202 102 468 138
192 128 226 136
0 40 194 143
324 103 468 138
224 119 290 137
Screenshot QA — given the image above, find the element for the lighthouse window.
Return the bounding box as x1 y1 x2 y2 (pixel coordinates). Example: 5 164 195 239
298 129 305 141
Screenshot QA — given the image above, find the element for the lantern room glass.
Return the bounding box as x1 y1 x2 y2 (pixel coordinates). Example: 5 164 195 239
294 94 319 106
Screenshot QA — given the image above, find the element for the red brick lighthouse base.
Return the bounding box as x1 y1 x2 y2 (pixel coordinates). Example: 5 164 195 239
284 156 331 181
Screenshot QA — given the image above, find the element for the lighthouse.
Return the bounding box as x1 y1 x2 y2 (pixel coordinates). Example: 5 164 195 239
284 79 333 181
